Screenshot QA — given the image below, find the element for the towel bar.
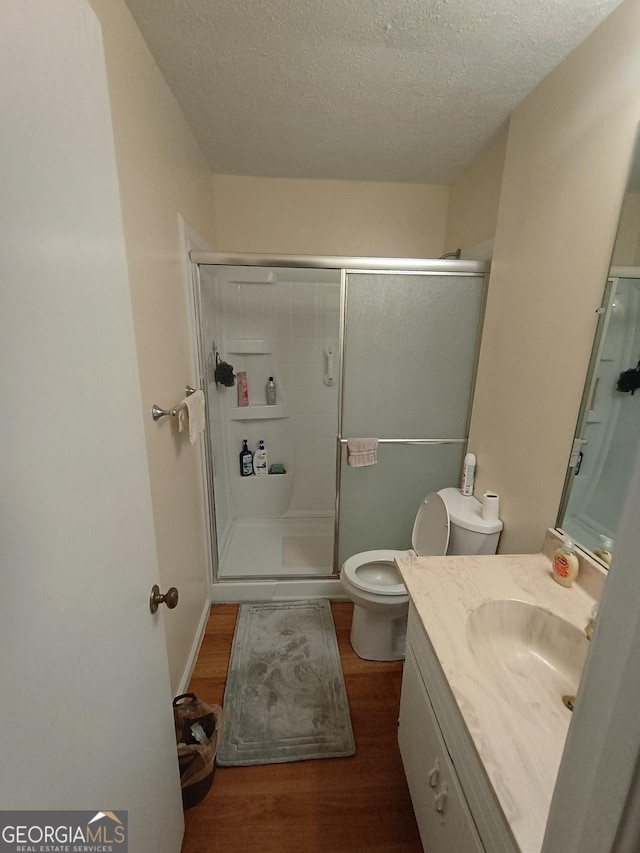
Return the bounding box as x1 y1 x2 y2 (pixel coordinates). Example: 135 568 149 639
152 386 198 421
339 437 466 446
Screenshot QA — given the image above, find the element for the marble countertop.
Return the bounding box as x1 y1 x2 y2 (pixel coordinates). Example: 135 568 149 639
396 545 599 853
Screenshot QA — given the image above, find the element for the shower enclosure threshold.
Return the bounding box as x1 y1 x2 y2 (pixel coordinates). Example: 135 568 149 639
210 576 345 604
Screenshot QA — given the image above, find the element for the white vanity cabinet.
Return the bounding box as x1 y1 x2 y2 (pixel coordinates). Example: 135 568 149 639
399 646 484 852
398 603 519 853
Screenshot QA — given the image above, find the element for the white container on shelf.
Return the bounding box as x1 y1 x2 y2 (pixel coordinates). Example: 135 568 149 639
253 440 268 475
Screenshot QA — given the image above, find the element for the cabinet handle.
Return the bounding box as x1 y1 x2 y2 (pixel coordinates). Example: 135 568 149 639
434 783 448 814
428 757 440 788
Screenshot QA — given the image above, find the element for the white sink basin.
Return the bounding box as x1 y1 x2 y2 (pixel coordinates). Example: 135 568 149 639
466 599 589 710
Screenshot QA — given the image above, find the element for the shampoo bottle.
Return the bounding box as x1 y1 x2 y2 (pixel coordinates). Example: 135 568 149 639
253 440 268 475
239 439 253 476
552 535 579 587
266 376 277 405
460 453 476 496
237 371 249 407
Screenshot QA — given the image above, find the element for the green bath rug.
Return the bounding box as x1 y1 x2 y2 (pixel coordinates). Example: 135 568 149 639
217 600 356 766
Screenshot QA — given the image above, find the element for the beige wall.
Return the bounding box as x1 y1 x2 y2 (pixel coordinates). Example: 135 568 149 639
212 174 449 257
468 0 640 553
90 0 217 692
444 123 509 255
612 192 640 265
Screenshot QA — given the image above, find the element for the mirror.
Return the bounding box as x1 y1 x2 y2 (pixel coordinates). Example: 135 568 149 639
557 134 640 567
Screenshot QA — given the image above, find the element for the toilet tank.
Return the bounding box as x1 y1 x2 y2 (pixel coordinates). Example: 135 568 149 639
437 487 502 556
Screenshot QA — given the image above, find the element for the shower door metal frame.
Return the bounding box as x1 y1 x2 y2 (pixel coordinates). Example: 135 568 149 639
190 261 221 586
556 276 616 535
190 252 489 584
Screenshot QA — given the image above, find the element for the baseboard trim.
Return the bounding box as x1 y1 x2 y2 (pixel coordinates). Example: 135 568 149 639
176 598 211 696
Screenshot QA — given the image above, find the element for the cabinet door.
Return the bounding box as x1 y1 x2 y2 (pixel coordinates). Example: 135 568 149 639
399 648 484 853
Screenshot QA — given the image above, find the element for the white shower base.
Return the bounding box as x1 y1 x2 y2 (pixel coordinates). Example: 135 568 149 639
219 516 335 579
210 575 345 604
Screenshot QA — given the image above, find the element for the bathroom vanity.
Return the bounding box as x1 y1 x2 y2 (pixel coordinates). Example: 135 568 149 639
396 532 604 853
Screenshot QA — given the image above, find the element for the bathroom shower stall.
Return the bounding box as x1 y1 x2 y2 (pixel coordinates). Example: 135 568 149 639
190 255 488 597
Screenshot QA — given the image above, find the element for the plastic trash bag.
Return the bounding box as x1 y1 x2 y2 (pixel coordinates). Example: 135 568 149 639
173 693 223 809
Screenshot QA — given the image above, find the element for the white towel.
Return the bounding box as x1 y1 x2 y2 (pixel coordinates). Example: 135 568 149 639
346 438 378 467
177 389 205 444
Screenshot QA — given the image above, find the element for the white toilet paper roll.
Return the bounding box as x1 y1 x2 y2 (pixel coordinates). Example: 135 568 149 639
482 492 500 522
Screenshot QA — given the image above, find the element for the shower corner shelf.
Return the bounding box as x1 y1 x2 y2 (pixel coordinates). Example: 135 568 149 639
226 338 273 354
230 404 289 420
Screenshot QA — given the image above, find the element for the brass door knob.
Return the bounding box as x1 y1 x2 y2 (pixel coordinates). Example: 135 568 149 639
150 584 179 614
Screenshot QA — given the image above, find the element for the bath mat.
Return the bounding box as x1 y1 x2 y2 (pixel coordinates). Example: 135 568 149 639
217 600 355 766
282 535 333 569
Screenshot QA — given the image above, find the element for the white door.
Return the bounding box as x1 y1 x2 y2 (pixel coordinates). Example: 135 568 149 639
0 2 184 851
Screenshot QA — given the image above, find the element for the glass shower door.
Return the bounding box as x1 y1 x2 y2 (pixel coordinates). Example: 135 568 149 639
337 271 486 565
558 274 640 556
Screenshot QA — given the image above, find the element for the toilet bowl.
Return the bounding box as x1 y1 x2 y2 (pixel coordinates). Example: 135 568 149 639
340 487 503 661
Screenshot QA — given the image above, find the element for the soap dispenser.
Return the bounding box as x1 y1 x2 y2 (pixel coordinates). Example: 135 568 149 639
593 535 613 565
552 535 579 587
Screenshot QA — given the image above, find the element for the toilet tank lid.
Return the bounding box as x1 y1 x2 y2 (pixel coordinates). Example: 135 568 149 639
437 487 503 534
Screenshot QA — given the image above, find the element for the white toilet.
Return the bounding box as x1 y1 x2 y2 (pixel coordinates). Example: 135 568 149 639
340 487 503 661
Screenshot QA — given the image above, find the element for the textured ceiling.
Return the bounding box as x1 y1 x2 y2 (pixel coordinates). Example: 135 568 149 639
124 0 624 184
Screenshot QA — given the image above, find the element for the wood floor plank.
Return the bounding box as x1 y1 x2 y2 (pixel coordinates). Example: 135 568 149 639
181 601 422 852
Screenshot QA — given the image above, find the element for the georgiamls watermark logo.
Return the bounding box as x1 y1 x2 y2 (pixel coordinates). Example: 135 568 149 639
0 810 127 852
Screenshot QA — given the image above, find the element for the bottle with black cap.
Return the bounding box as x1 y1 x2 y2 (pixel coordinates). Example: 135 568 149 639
239 439 253 476
266 376 277 405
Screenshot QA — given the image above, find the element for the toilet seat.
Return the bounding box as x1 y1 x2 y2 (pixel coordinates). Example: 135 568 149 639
342 550 412 596
342 492 451 598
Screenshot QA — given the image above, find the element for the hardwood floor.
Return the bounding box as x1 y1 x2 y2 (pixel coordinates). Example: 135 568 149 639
182 602 422 852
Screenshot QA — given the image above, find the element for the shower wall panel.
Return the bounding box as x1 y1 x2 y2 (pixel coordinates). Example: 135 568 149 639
276 279 340 514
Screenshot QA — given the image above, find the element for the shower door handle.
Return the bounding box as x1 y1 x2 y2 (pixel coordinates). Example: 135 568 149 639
434 783 448 814
323 344 335 387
